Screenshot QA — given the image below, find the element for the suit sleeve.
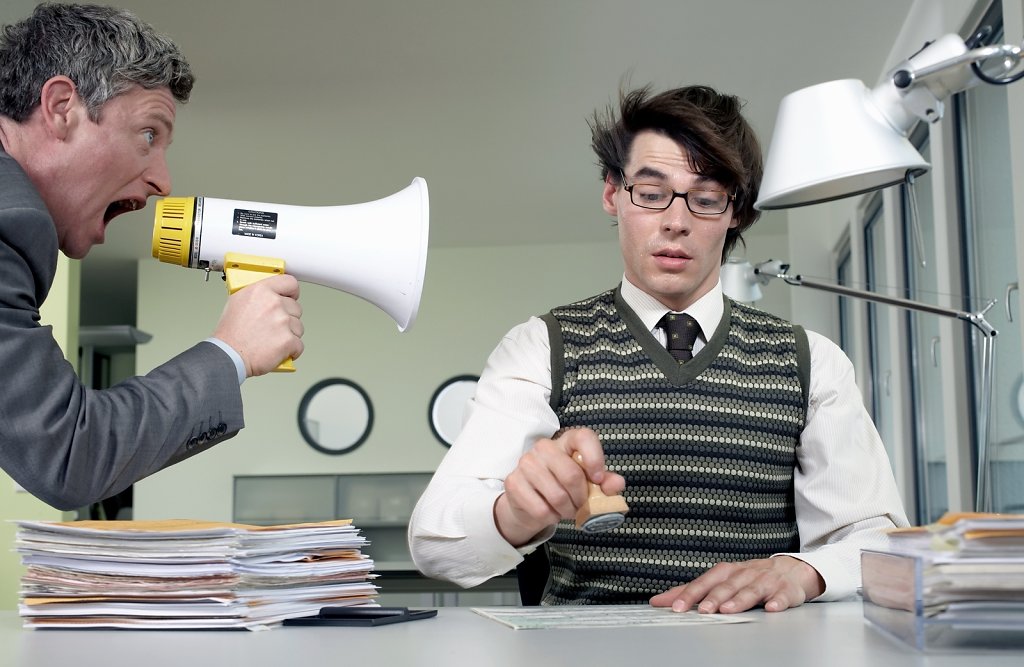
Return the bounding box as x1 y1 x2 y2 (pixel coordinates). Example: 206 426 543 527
0 204 244 510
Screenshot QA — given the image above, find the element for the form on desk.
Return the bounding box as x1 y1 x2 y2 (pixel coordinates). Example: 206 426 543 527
472 605 753 630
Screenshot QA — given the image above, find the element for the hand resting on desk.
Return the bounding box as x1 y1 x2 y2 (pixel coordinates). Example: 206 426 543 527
650 556 826 614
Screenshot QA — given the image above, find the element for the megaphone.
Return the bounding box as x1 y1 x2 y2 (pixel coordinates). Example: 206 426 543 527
151 177 429 370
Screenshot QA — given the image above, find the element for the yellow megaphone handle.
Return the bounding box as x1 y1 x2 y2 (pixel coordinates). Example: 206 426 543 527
223 252 295 373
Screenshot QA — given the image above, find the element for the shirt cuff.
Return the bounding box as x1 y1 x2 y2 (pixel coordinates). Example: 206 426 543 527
773 551 859 602
204 337 246 385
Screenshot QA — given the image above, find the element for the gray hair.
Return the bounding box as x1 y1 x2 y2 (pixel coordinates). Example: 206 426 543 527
0 3 194 122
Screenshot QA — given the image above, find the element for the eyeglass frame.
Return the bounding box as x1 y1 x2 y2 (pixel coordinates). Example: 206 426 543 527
619 171 735 216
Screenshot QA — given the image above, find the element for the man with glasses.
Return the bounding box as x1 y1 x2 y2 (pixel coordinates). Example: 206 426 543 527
409 85 907 613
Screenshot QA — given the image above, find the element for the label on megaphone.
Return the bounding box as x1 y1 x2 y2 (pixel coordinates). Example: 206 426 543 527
232 209 278 239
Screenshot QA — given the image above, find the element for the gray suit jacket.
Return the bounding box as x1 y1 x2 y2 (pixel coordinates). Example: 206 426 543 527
0 149 244 510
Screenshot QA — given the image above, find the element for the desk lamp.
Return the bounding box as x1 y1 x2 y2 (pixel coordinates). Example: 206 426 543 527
755 32 1023 210
745 27 1023 513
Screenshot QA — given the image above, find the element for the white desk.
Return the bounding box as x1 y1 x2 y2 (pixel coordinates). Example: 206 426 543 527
2 601 1022 667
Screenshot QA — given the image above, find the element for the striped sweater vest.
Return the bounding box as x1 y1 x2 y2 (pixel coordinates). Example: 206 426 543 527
539 287 808 604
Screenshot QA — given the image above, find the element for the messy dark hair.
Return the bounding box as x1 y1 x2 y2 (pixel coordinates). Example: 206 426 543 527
590 85 763 261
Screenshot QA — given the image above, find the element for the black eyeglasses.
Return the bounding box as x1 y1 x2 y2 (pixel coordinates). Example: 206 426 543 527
621 174 734 216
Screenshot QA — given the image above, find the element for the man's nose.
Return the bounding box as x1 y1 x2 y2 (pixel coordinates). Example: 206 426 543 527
146 153 172 197
661 198 693 234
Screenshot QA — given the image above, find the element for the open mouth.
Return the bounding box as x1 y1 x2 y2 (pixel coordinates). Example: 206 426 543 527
104 198 144 224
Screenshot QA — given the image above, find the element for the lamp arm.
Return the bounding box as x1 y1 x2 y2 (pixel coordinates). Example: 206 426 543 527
877 35 1024 127
894 42 1022 91
757 269 999 338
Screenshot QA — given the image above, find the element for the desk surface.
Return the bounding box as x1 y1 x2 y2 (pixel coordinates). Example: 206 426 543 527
2 601 1023 667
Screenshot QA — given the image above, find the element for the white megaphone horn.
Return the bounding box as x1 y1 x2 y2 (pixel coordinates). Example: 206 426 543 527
151 177 429 371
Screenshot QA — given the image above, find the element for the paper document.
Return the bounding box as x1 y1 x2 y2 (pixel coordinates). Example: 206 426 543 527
16 518 379 630
861 511 1024 650
472 605 754 630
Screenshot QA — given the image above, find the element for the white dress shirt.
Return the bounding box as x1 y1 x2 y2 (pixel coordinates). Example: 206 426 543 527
409 278 909 601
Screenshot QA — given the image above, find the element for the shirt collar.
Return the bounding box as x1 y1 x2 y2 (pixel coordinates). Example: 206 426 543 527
619 275 724 338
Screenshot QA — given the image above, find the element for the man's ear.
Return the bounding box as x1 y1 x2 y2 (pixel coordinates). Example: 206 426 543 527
601 175 619 216
38 76 81 141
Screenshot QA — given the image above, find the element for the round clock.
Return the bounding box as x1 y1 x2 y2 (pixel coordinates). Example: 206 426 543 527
297 378 374 455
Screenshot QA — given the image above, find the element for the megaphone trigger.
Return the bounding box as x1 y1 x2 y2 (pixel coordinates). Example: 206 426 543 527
222 253 295 373
223 253 286 292
274 358 296 373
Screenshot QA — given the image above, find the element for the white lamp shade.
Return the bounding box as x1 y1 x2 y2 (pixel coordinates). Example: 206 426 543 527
755 79 930 210
720 258 762 303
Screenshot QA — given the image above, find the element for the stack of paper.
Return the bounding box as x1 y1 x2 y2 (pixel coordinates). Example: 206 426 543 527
861 512 1024 650
16 519 378 630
